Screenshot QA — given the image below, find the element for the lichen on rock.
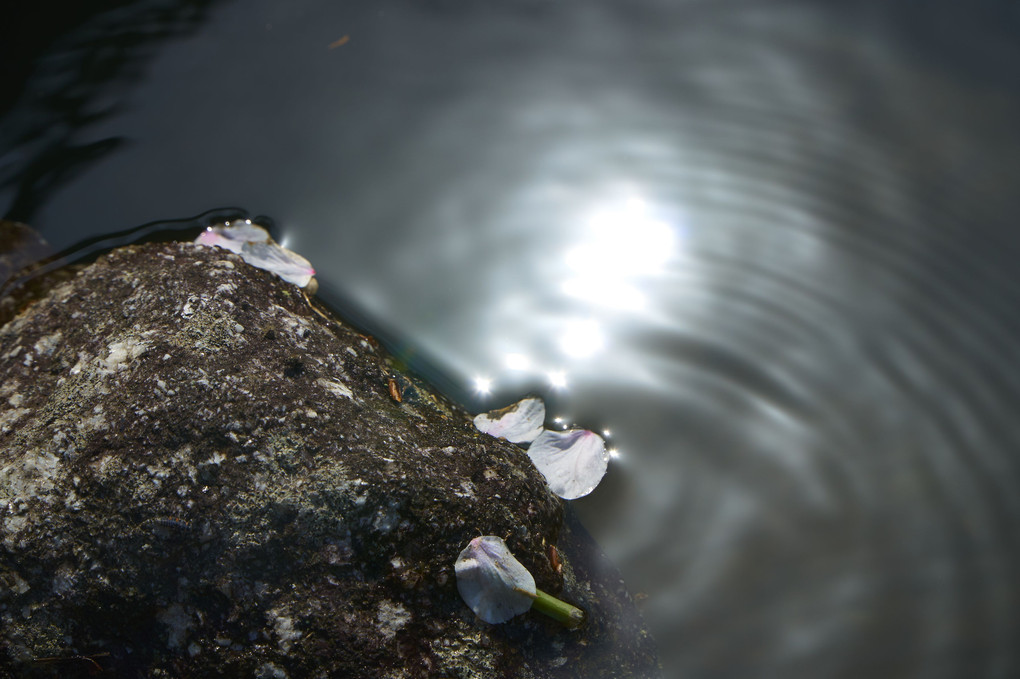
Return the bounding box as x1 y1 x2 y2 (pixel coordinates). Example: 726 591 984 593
0 241 658 677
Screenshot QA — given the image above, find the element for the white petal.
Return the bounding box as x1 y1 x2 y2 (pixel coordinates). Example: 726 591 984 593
195 229 241 253
454 536 536 624
473 397 545 444
527 429 608 500
240 242 316 288
195 222 316 288
195 222 271 252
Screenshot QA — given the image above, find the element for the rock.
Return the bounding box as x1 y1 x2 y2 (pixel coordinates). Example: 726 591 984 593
0 221 51 287
0 242 658 677
0 220 84 329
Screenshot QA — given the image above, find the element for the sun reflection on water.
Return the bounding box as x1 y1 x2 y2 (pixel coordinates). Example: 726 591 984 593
561 194 678 311
469 188 684 399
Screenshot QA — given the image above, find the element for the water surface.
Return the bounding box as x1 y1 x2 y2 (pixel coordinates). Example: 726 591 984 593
3 1 1020 677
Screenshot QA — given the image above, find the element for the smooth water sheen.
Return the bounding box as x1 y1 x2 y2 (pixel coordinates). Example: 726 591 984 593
2 1 1020 677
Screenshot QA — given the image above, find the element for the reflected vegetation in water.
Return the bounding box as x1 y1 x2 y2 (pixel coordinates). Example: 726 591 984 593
0 0 222 224
3 1 1020 678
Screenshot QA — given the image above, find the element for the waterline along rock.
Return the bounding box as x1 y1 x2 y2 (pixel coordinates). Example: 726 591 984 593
0 242 658 678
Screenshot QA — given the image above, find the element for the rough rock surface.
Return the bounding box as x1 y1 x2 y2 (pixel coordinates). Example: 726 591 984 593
0 221 50 287
0 220 81 329
0 242 658 678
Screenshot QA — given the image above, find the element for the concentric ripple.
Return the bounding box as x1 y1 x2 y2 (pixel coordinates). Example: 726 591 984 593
1 1 1019 678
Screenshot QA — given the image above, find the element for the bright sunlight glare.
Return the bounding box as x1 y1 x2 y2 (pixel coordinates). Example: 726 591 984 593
560 195 676 310
473 376 492 395
547 370 568 389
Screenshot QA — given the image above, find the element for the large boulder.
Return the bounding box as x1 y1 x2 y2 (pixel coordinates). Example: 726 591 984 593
0 221 74 329
0 241 658 678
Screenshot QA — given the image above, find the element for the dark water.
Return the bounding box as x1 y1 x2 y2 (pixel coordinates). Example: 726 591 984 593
3 1 1020 677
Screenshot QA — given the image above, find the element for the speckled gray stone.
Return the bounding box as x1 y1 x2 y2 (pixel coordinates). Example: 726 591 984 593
0 242 658 678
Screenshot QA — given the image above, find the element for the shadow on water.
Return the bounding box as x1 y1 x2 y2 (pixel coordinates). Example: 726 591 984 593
0 0 223 224
0 208 242 292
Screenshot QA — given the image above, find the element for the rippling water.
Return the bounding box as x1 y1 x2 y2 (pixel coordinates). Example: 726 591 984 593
3 1 1020 677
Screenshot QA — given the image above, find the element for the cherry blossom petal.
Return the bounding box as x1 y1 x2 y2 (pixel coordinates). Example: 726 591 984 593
195 222 316 288
527 429 608 500
238 241 316 288
473 397 545 444
454 536 536 624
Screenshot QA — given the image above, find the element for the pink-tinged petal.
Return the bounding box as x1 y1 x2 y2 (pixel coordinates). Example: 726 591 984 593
454 536 536 624
473 397 545 444
527 429 608 500
240 242 316 288
195 229 235 250
195 223 268 253
194 222 315 288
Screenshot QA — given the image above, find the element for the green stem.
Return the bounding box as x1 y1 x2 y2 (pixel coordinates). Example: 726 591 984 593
515 587 585 628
